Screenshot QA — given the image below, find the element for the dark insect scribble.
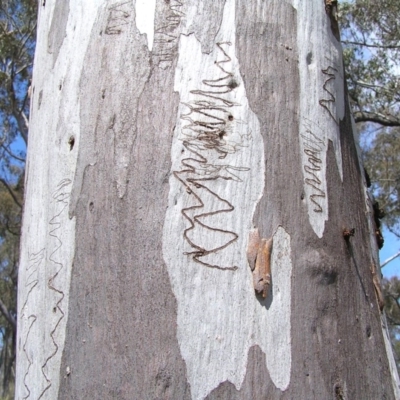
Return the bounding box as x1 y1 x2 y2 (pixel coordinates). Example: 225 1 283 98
153 0 184 66
319 66 339 124
22 248 45 399
174 42 249 271
105 0 131 35
301 129 326 212
38 179 71 399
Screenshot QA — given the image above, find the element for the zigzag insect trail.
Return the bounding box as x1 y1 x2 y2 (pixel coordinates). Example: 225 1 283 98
22 249 44 399
105 0 131 35
154 0 183 43
153 0 184 64
38 179 71 399
301 130 326 212
319 66 339 125
174 42 249 271
22 315 36 399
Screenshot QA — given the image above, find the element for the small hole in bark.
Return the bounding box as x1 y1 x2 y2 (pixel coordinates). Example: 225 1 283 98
228 115 234 121
219 130 226 139
68 136 75 150
102 89 106 99
366 325 371 337
89 202 94 212
343 228 355 240
53 307 57 313
301 192 305 200
228 80 238 90
59 83 62 90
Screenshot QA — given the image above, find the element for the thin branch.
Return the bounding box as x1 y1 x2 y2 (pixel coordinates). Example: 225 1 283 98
354 111 400 127
4 67 29 144
0 298 16 331
15 22 37 62
342 40 400 49
354 80 398 96
10 98 28 145
381 251 400 268
21 110 29 131
0 178 22 208
15 62 31 76
5 219 20 236
1 144 25 162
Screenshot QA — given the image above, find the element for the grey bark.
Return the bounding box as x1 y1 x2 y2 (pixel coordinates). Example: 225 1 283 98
16 1 399 399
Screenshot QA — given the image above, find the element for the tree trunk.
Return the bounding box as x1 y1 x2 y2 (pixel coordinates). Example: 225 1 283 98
16 1 400 399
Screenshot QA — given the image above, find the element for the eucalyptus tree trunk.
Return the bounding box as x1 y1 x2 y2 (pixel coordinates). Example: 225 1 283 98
15 1 400 399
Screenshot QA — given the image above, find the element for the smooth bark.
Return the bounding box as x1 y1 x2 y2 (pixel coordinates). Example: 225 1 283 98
16 1 400 399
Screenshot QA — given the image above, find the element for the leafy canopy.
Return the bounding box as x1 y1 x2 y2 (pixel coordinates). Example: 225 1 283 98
0 0 36 396
340 0 400 127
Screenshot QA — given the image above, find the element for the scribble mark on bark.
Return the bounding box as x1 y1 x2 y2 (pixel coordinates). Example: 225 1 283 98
153 0 184 67
319 66 339 125
22 249 45 399
174 42 249 271
301 124 326 213
105 0 131 35
38 179 71 399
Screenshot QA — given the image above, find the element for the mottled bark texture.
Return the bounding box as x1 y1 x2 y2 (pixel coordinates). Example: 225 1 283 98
16 1 398 399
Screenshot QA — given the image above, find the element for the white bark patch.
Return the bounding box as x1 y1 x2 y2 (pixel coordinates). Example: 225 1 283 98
16 2 104 399
163 1 292 398
292 0 344 238
135 0 156 51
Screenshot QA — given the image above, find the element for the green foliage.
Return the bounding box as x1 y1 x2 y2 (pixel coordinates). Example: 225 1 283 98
340 0 400 375
340 0 400 232
340 0 400 126
363 129 400 235
383 277 400 372
340 1 400 233
0 0 36 396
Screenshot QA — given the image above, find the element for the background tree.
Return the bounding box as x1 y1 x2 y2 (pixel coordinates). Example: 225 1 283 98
340 0 400 372
0 0 36 397
340 0 400 233
15 1 400 399
383 277 400 371
340 0 400 127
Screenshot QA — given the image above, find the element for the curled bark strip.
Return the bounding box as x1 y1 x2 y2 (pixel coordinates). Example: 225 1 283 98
371 263 384 312
246 228 261 272
254 238 273 298
247 229 273 298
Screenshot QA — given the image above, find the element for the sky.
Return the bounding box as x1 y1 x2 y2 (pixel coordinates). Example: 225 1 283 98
380 228 400 279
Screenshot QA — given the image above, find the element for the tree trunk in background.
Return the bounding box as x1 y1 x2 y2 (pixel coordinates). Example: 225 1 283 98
15 1 400 399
